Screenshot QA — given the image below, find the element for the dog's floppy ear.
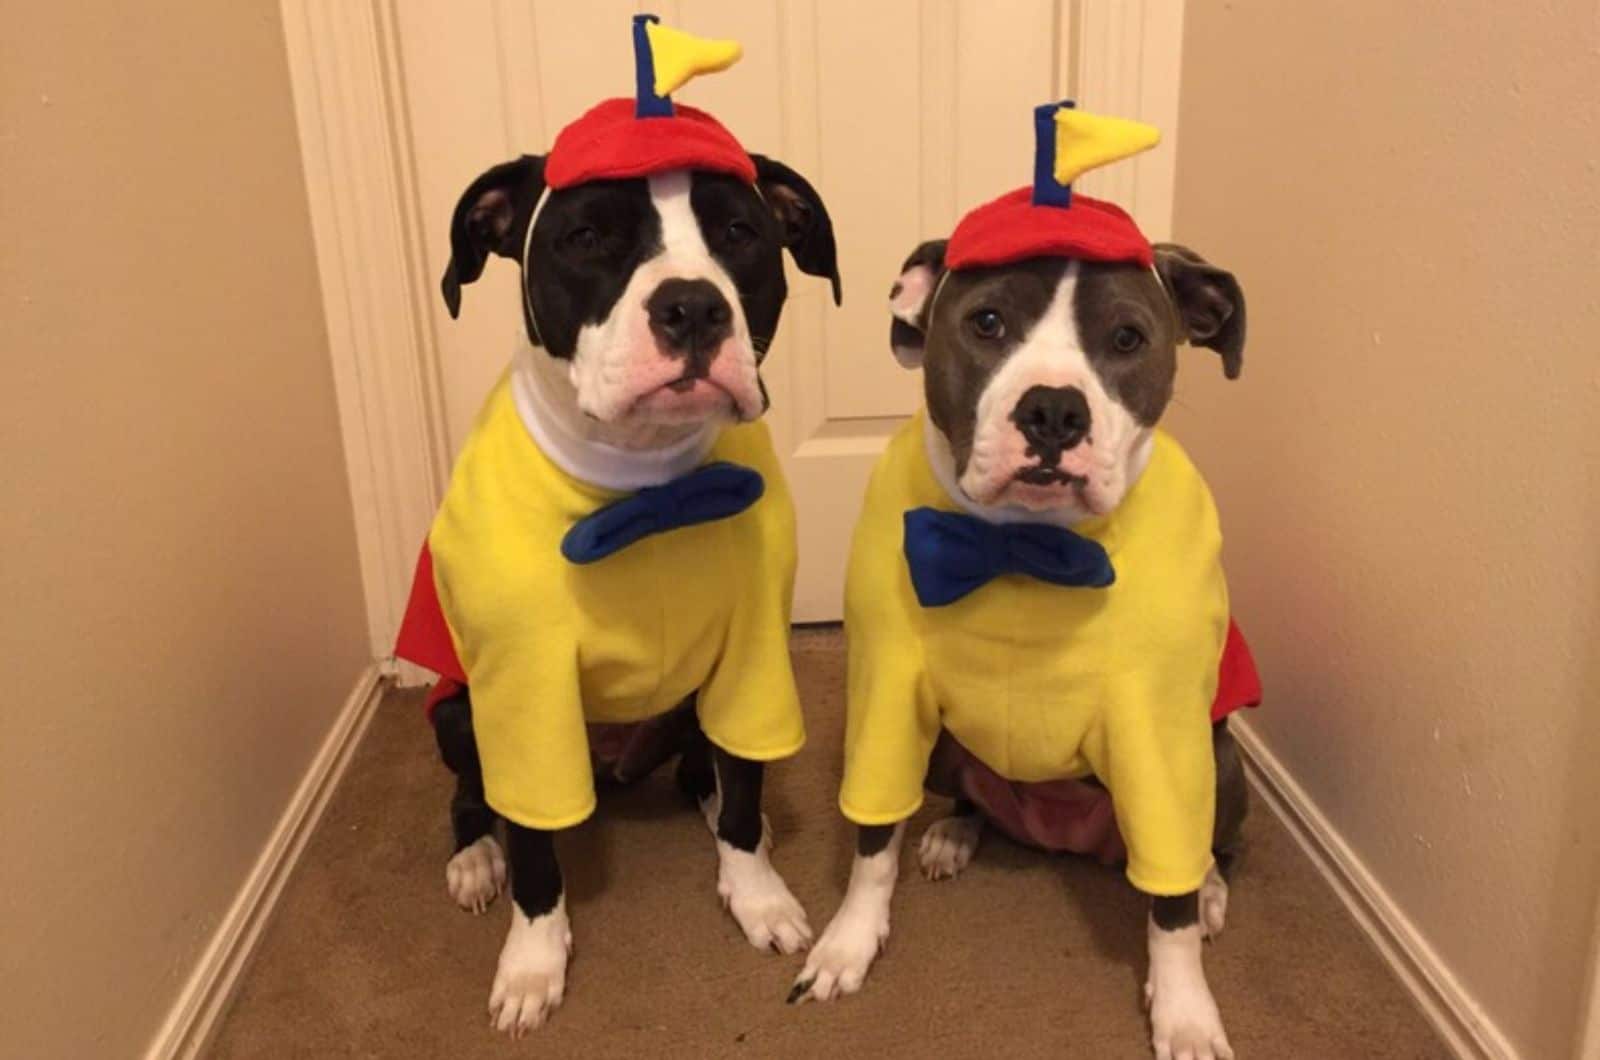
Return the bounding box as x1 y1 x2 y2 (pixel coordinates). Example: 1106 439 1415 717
1153 242 1246 379
751 154 842 306
440 155 546 320
887 239 948 369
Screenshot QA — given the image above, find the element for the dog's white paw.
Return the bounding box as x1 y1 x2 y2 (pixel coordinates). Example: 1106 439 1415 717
446 835 506 914
1200 865 1229 940
1147 978 1233 1060
488 899 572 1039
1146 922 1233 1060
790 897 890 1003
918 814 981 880
716 841 812 954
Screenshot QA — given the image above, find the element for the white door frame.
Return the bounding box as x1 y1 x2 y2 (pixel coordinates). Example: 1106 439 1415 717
280 0 451 682
280 0 1186 677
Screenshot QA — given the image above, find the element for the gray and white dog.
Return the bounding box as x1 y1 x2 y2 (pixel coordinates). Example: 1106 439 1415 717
794 237 1249 1060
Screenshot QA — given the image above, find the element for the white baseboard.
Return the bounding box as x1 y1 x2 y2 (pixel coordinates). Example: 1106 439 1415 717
383 655 434 689
142 665 388 1060
1230 716 1518 1060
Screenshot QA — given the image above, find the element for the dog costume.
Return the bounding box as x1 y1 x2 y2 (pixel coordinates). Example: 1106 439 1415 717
838 102 1260 896
395 17 805 831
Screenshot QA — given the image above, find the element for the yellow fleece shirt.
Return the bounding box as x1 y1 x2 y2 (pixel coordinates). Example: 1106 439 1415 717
840 411 1228 895
429 378 806 830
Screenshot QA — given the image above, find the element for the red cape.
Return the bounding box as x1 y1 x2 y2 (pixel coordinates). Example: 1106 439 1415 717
393 545 467 716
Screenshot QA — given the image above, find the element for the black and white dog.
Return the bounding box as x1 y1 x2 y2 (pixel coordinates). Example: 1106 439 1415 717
795 239 1249 1060
430 154 837 1036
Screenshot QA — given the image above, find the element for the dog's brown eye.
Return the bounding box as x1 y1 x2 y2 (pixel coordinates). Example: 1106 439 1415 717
564 226 600 252
1112 325 1145 353
725 220 757 246
969 309 1006 341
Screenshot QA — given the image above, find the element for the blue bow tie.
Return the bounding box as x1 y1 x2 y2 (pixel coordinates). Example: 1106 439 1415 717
561 462 764 564
902 507 1115 607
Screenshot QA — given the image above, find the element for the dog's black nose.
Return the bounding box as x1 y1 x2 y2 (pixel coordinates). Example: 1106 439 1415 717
1012 385 1091 462
646 279 733 368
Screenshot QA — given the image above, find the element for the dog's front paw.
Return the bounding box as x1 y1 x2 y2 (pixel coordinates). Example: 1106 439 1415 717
1147 983 1233 1060
716 842 812 954
788 897 890 1003
1146 966 1233 1060
488 899 572 1038
918 814 981 880
1199 865 1229 941
447 835 506 914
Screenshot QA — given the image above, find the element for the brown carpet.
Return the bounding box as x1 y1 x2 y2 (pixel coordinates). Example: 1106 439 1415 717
211 629 1447 1059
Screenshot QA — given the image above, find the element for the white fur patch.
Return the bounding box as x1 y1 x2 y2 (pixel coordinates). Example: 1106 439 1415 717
794 822 904 1002
953 262 1152 521
1146 917 1233 1060
1200 865 1229 940
918 813 981 881
446 834 506 915
489 897 573 1038
715 839 813 955
567 171 764 425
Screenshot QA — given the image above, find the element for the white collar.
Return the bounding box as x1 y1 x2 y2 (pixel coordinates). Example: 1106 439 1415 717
511 343 719 492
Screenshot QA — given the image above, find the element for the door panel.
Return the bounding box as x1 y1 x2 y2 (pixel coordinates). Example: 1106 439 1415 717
770 0 1062 618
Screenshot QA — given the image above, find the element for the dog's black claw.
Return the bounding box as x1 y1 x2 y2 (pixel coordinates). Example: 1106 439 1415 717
786 979 812 1005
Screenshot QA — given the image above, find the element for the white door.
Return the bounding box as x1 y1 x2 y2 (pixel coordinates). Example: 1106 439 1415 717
387 0 1181 622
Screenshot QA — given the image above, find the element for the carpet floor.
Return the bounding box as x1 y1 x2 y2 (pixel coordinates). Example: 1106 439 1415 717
211 629 1447 1059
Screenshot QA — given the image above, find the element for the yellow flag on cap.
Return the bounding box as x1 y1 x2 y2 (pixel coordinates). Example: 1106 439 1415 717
645 21 743 97
1052 108 1161 186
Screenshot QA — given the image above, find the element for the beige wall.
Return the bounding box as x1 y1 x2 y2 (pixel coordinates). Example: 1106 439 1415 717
1169 3 1599 1057
0 4 369 1058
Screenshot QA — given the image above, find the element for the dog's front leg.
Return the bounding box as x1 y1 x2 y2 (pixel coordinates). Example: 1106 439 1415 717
431 693 506 914
704 747 812 954
489 823 571 1038
1146 891 1233 1060
790 822 903 1002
